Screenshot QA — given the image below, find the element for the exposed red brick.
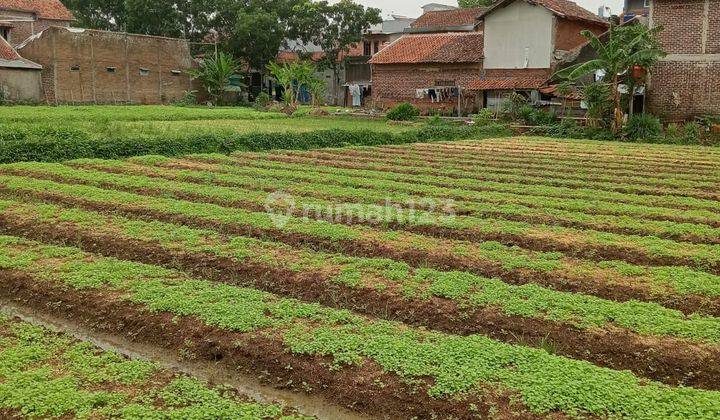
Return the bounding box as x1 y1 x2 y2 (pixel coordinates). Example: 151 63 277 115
411 7 485 29
17 26 194 105
369 33 483 65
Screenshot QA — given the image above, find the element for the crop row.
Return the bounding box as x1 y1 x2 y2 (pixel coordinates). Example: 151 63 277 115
378 141 720 182
2 174 720 309
189 153 720 227
3 197 720 389
0 316 306 419
428 139 720 169
2 234 720 418
73 156 720 231
11 161 720 248
221 153 720 214
462 137 720 161
282 147 719 199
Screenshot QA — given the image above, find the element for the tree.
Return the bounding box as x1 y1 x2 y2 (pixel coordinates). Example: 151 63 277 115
231 9 286 72
302 0 381 104
555 24 665 133
124 0 184 37
189 52 242 105
458 0 495 7
62 0 126 31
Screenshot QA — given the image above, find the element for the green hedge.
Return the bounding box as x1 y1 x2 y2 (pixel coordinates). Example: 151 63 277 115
0 124 511 164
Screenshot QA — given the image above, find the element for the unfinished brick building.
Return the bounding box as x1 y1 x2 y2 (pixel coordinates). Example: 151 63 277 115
16 26 194 105
0 0 74 46
647 0 720 120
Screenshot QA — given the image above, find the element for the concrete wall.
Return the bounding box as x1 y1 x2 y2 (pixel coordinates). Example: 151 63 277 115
483 1 554 69
647 0 720 120
0 67 41 101
18 27 194 104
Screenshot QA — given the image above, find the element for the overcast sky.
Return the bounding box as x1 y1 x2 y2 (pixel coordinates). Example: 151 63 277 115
330 0 625 19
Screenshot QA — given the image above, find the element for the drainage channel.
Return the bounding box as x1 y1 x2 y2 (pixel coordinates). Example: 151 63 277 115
0 301 369 420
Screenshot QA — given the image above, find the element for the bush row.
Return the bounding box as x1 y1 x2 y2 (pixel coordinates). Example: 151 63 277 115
0 124 511 164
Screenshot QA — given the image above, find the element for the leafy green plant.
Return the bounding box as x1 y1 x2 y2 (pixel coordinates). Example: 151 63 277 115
386 103 420 121
555 24 666 133
625 113 663 142
188 53 243 105
500 93 528 122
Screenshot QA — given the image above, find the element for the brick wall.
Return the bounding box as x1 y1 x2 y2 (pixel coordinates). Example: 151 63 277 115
652 0 704 54
371 63 482 114
708 0 720 53
554 19 607 51
647 0 720 120
0 10 71 46
18 26 194 104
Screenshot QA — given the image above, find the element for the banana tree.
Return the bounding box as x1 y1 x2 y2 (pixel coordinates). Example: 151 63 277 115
189 52 243 105
555 24 665 134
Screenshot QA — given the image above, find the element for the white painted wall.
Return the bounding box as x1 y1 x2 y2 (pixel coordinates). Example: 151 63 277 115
483 1 554 69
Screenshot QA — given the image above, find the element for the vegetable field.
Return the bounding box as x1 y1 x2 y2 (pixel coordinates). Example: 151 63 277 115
1 136 719 418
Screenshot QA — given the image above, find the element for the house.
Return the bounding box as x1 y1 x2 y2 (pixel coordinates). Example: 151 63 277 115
622 0 650 22
370 32 485 114
369 6 486 114
469 0 609 111
370 0 608 115
0 0 74 46
645 0 720 120
0 0 195 105
0 33 41 101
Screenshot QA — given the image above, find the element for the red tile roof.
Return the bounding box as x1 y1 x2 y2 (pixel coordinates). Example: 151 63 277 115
0 34 41 68
0 0 75 20
369 32 484 65
0 34 19 60
411 7 486 29
467 76 548 90
480 0 608 26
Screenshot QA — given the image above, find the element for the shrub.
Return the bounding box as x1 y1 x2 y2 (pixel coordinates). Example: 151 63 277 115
500 93 528 121
0 124 512 164
625 113 662 141
253 92 272 110
472 109 495 126
386 103 420 121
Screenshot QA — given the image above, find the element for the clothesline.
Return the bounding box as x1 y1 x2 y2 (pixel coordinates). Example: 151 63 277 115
415 86 462 103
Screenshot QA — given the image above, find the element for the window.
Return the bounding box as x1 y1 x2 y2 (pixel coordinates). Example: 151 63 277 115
644 0 650 7
373 41 380 54
106 66 116 73
139 68 150 76
0 27 9 41
363 41 371 56
69 65 80 72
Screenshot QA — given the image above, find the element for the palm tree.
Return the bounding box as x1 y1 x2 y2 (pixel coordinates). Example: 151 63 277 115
189 52 243 105
555 24 665 133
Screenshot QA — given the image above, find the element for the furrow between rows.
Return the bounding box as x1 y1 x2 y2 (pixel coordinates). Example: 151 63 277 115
1 235 720 419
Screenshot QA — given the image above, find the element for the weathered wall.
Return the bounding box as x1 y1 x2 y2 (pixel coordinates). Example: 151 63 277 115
0 67 41 101
0 10 71 46
647 0 720 120
18 27 194 104
554 19 607 51
371 62 481 114
483 1 554 69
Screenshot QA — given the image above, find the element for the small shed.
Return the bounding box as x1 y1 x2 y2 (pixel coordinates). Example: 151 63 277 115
0 35 41 102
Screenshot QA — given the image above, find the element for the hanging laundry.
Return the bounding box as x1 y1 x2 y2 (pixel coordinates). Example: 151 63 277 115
429 89 437 103
350 84 362 107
